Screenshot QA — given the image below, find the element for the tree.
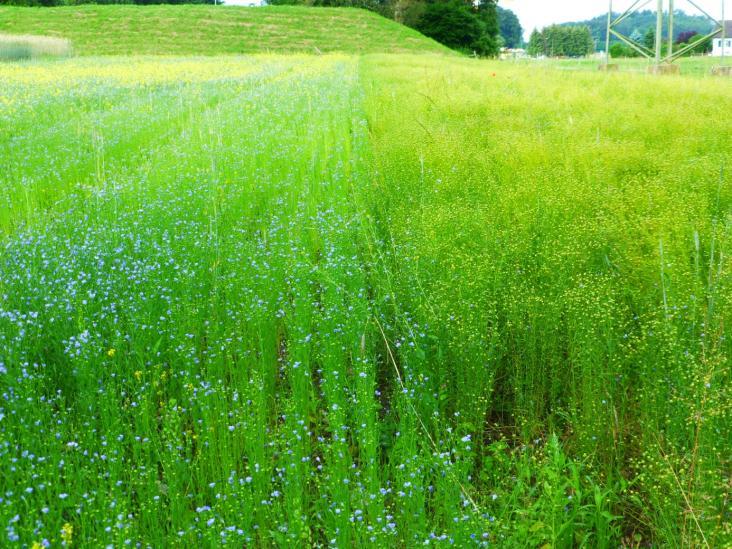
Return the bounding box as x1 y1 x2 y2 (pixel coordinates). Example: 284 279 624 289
688 33 712 54
630 28 644 44
543 25 564 56
609 42 640 58
309 0 391 15
676 30 712 55
474 0 499 56
416 1 484 54
526 25 594 58
393 0 425 26
643 27 656 50
413 0 499 57
676 30 698 44
556 9 715 52
527 28 542 56
497 6 522 49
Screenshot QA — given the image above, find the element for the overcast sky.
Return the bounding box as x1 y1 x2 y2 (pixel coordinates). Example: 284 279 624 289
499 0 725 39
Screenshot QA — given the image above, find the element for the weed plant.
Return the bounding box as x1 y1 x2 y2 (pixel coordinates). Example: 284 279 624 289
0 34 71 61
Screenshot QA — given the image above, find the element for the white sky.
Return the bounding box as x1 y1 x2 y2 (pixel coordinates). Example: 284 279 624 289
499 0 725 39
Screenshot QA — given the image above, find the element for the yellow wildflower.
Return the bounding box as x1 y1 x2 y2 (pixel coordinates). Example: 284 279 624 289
61 522 73 545
134 371 142 381
107 348 116 357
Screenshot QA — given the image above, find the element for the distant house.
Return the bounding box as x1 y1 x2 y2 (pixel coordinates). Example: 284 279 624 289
499 48 527 60
712 21 732 57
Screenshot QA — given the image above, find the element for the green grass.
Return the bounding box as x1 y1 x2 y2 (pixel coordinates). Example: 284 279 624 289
0 5 450 56
537 55 732 77
0 53 730 547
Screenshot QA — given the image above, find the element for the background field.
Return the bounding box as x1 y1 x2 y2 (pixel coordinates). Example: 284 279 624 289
0 5 450 55
541 55 732 77
0 6 731 547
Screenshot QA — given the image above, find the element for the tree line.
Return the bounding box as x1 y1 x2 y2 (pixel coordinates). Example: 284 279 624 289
527 25 594 58
567 9 714 52
608 27 712 58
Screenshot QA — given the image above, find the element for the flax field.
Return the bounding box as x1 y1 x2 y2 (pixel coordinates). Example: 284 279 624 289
0 55 731 547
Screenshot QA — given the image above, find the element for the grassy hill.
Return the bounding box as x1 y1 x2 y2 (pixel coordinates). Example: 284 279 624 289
0 5 451 56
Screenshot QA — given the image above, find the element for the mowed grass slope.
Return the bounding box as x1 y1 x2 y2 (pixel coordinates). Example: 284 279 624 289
0 5 451 55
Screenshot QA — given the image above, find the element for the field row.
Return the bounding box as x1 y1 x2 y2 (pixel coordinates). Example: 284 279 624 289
0 55 730 546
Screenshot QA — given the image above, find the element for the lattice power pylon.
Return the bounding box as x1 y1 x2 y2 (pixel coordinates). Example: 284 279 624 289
604 0 726 70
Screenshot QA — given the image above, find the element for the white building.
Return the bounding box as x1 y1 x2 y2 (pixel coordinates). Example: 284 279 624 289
712 22 732 57
499 48 527 60
713 37 732 56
